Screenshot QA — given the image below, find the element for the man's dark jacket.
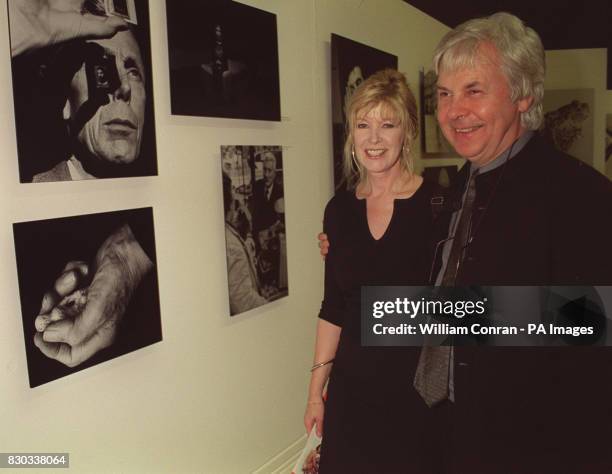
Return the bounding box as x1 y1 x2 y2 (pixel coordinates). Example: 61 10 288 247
432 134 612 473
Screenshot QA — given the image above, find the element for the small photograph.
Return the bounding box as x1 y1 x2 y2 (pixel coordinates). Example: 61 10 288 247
7 0 157 182
221 145 288 316
13 208 162 388
419 69 455 157
331 34 398 189
541 88 594 168
166 0 281 121
422 165 458 195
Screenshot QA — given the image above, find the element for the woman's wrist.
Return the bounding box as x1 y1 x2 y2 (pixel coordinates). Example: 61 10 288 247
307 395 324 404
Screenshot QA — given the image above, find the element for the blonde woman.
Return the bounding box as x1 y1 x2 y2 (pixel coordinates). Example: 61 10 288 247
304 69 442 472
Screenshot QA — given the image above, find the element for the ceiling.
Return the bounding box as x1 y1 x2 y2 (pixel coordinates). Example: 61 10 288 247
403 0 610 88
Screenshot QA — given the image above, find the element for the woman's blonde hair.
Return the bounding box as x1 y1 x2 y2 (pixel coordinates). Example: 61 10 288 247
342 69 418 190
432 12 545 130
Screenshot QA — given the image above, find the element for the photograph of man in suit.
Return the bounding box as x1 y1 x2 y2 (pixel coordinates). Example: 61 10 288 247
252 151 284 290
253 151 283 226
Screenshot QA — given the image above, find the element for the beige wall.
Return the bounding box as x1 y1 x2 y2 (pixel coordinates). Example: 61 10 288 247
0 1 449 472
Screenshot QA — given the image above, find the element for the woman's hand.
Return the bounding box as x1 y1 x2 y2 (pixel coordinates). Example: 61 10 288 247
318 232 329 259
304 398 325 437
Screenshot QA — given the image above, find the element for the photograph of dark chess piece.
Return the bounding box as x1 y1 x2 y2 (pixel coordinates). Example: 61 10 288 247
13 208 162 387
167 0 280 121
7 0 157 182
221 146 288 316
331 34 397 189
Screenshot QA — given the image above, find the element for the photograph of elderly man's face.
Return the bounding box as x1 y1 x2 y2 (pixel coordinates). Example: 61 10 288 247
7 0 157 182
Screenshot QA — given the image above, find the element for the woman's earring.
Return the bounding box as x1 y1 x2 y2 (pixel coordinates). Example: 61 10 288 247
351 145 359 168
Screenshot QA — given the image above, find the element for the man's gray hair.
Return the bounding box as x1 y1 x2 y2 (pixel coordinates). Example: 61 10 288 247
432 12 545 130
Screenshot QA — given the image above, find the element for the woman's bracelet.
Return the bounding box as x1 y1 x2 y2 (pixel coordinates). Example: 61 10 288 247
310 359 334 372
307 400 323 405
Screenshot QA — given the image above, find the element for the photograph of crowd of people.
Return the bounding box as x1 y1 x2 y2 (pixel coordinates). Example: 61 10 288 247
13 208 162 387
7 0 157 182
166 0 281 121
221 145 288 316
330 34 397 188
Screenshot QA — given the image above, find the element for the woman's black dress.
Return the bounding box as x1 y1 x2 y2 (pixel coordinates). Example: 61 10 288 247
318 183 450 473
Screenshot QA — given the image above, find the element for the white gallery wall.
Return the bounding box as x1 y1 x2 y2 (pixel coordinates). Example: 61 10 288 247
3 1 608 473
0 1 449 472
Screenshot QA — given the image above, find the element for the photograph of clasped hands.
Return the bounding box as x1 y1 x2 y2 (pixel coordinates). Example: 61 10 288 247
14 208 162 388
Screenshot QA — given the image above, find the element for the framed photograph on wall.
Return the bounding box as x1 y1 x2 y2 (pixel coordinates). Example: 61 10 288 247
13 208 162 387
541 88 594 168
419 69 456 157
331 34 397 189
6 0 158 182
166 0 281 121
221 145 288 316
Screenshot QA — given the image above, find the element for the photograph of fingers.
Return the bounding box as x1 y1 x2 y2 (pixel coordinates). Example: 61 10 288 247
13 207 162 388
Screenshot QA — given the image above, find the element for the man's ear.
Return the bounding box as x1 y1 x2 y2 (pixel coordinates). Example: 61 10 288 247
517 96 534 113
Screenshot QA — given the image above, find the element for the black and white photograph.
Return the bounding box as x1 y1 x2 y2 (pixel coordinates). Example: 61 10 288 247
541 88 594 168
7 0 157 183
221 145 288 316
13 208 162 387
419 68 455 156
331 34 397 189
166 0 281 121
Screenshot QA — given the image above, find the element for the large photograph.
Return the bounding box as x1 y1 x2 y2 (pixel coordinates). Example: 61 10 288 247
7 0 157 182
221 145 288 316
331 34 397 189
166 0 281 121
14 208 162 387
